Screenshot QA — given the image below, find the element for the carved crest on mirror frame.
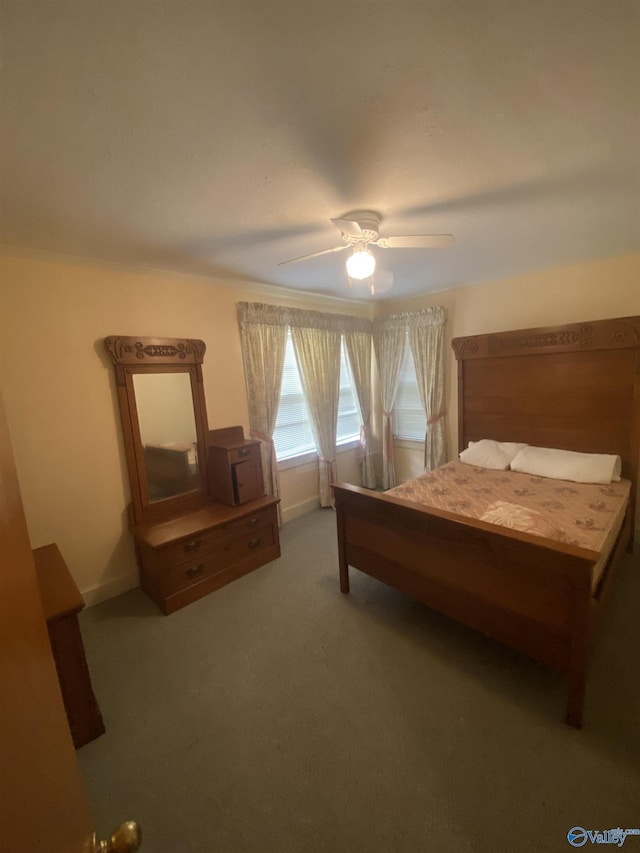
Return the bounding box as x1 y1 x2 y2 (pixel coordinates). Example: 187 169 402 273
104 336 206 365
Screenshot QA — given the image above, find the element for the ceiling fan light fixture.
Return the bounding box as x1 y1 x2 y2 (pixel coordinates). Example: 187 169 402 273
346 247 376 280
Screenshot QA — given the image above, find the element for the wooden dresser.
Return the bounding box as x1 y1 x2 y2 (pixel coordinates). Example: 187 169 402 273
104 337 282 615
132 496 280 615
33 543 105 748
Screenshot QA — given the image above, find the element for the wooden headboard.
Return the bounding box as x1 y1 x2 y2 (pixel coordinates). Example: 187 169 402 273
451 316 640 496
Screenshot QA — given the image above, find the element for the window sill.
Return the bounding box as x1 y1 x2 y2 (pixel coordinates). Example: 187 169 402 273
277 438 360 471
393 437 425 450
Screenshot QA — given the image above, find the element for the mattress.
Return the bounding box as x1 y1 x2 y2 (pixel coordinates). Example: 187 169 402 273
387 461 630 591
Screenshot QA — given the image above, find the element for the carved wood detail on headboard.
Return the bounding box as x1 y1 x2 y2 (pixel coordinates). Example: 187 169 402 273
452 316 640 361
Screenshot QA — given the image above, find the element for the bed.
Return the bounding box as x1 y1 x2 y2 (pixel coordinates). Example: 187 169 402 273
333 315 640 727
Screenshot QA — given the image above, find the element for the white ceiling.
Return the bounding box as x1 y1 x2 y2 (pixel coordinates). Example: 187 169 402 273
1 1 639 301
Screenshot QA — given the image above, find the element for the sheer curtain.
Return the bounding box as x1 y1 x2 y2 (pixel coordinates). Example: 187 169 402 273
238 303 372 509
237 303 288 522
407 306 447 471
343 324 376 489
373 314 407 489
290 314 342 507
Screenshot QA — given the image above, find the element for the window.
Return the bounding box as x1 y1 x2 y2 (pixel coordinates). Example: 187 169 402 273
273 331 361 461
392 334 427 441
272 331 316 460
336 341 361 445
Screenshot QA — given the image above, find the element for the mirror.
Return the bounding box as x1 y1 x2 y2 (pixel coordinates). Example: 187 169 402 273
133 372 200 501
104 336 210 524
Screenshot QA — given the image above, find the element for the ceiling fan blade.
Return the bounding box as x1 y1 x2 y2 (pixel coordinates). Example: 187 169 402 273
330 217 364 239
375 234 455 249
278 244 349 266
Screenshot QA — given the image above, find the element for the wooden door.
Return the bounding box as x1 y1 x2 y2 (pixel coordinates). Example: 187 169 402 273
234 459 263 504
0 391 95 853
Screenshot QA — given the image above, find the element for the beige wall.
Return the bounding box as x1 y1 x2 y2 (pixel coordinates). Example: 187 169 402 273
0 252 370 603
1 250 638 604
380 253 640 482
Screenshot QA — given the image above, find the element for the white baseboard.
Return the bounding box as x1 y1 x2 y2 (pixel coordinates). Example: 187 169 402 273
81 572 139 607
281 496 320 524
80 500 320 605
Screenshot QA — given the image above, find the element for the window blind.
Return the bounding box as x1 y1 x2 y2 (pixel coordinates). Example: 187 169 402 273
392 333 427 441
273 331 360 461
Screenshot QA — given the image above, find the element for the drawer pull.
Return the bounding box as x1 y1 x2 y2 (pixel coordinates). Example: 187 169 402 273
247 517 259 529
248 538 262 550
238 447 251 457
186 564 204 578
184 539 202 553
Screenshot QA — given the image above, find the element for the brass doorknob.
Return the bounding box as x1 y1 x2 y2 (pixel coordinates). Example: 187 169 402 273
89 821 142 852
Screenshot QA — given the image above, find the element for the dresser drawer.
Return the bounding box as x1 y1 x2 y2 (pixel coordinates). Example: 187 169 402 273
223 505 275 536
145 506 275 570
161 552 227 595
145 527 222 568
162 524 277 594
228 444 260 465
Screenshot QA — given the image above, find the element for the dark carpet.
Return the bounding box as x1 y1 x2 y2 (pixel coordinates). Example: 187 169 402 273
77 509 640 853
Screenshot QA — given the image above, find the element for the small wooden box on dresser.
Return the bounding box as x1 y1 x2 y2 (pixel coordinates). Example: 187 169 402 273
104 336 281 615
208 425 264 506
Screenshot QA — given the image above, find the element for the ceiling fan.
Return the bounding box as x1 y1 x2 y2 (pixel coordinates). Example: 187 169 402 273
278 210 454 294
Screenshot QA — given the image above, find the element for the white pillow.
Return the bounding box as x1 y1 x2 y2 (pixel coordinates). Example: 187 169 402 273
509 446 622 484
459 439 528 470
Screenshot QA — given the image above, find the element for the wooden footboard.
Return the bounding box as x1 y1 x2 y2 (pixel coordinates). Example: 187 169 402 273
333 482 607 727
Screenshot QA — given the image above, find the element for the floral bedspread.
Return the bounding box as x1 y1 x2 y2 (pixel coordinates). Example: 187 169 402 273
386 460 630 553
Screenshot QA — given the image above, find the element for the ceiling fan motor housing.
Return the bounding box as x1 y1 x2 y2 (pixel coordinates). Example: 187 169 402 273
341 211 381 245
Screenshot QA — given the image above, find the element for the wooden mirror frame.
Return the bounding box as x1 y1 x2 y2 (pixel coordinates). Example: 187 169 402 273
104 336 210 525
